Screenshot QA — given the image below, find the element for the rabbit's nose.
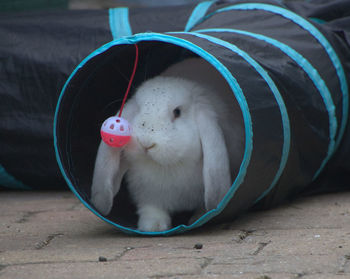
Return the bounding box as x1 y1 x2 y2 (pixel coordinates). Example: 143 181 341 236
136 137 156 152
145 143 156 151
141 142 157 153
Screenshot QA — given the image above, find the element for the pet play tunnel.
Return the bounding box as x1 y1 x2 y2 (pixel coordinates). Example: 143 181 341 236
1 0 350 235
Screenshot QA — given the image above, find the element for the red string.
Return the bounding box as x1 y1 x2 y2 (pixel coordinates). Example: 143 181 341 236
118 44 139 117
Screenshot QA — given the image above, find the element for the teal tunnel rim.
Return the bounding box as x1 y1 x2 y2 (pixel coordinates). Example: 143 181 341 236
54 32 253 236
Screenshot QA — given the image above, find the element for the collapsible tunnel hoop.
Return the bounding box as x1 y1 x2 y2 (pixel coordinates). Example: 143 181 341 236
55 29 302 234
54 33 255 235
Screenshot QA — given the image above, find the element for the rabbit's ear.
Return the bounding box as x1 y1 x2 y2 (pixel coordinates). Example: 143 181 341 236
90 96 137 215
195 104 231 211
91 141 128 216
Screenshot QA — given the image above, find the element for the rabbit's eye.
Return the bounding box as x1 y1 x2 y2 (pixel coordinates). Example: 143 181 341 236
173 107 181 119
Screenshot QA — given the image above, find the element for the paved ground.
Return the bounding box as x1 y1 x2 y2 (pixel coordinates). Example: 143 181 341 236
1 190 350 279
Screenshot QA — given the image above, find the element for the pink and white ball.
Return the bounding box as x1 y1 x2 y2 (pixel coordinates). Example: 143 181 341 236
100 116 131 147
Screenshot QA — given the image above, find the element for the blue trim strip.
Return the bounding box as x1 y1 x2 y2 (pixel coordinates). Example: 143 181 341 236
109 7 132 39
54 32 253 236
0 165 31 190
204 2 348 179
196 28 337 195
309 17 326 24
182 30 291 203
184 1 216 32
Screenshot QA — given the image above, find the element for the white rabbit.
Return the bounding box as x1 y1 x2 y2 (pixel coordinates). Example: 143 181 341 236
91 58 244 232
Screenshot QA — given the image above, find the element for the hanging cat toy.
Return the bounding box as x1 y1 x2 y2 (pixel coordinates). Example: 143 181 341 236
100 44 139 147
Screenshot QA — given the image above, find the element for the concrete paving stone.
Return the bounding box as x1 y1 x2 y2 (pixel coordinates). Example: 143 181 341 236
225 195 350 231
120 242 257 261
0 207 92 236
303 274 350 279
0 214 20 235
0 214 102 251
179 273 350 279
0 257 204 279
0 235 45 252
257 229 350 257
49 226 256 252
0 191 79 214
28 209 101 232
206 254 342 275
0 245 126 265
179 273 301 279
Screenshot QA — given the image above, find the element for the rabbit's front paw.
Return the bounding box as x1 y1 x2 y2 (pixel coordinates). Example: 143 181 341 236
91 187 113 216
137 206 171 232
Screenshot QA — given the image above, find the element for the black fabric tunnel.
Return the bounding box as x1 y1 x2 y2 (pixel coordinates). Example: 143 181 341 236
1 0 350 235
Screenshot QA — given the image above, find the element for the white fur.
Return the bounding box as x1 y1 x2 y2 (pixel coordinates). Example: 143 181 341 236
91 58 244 232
